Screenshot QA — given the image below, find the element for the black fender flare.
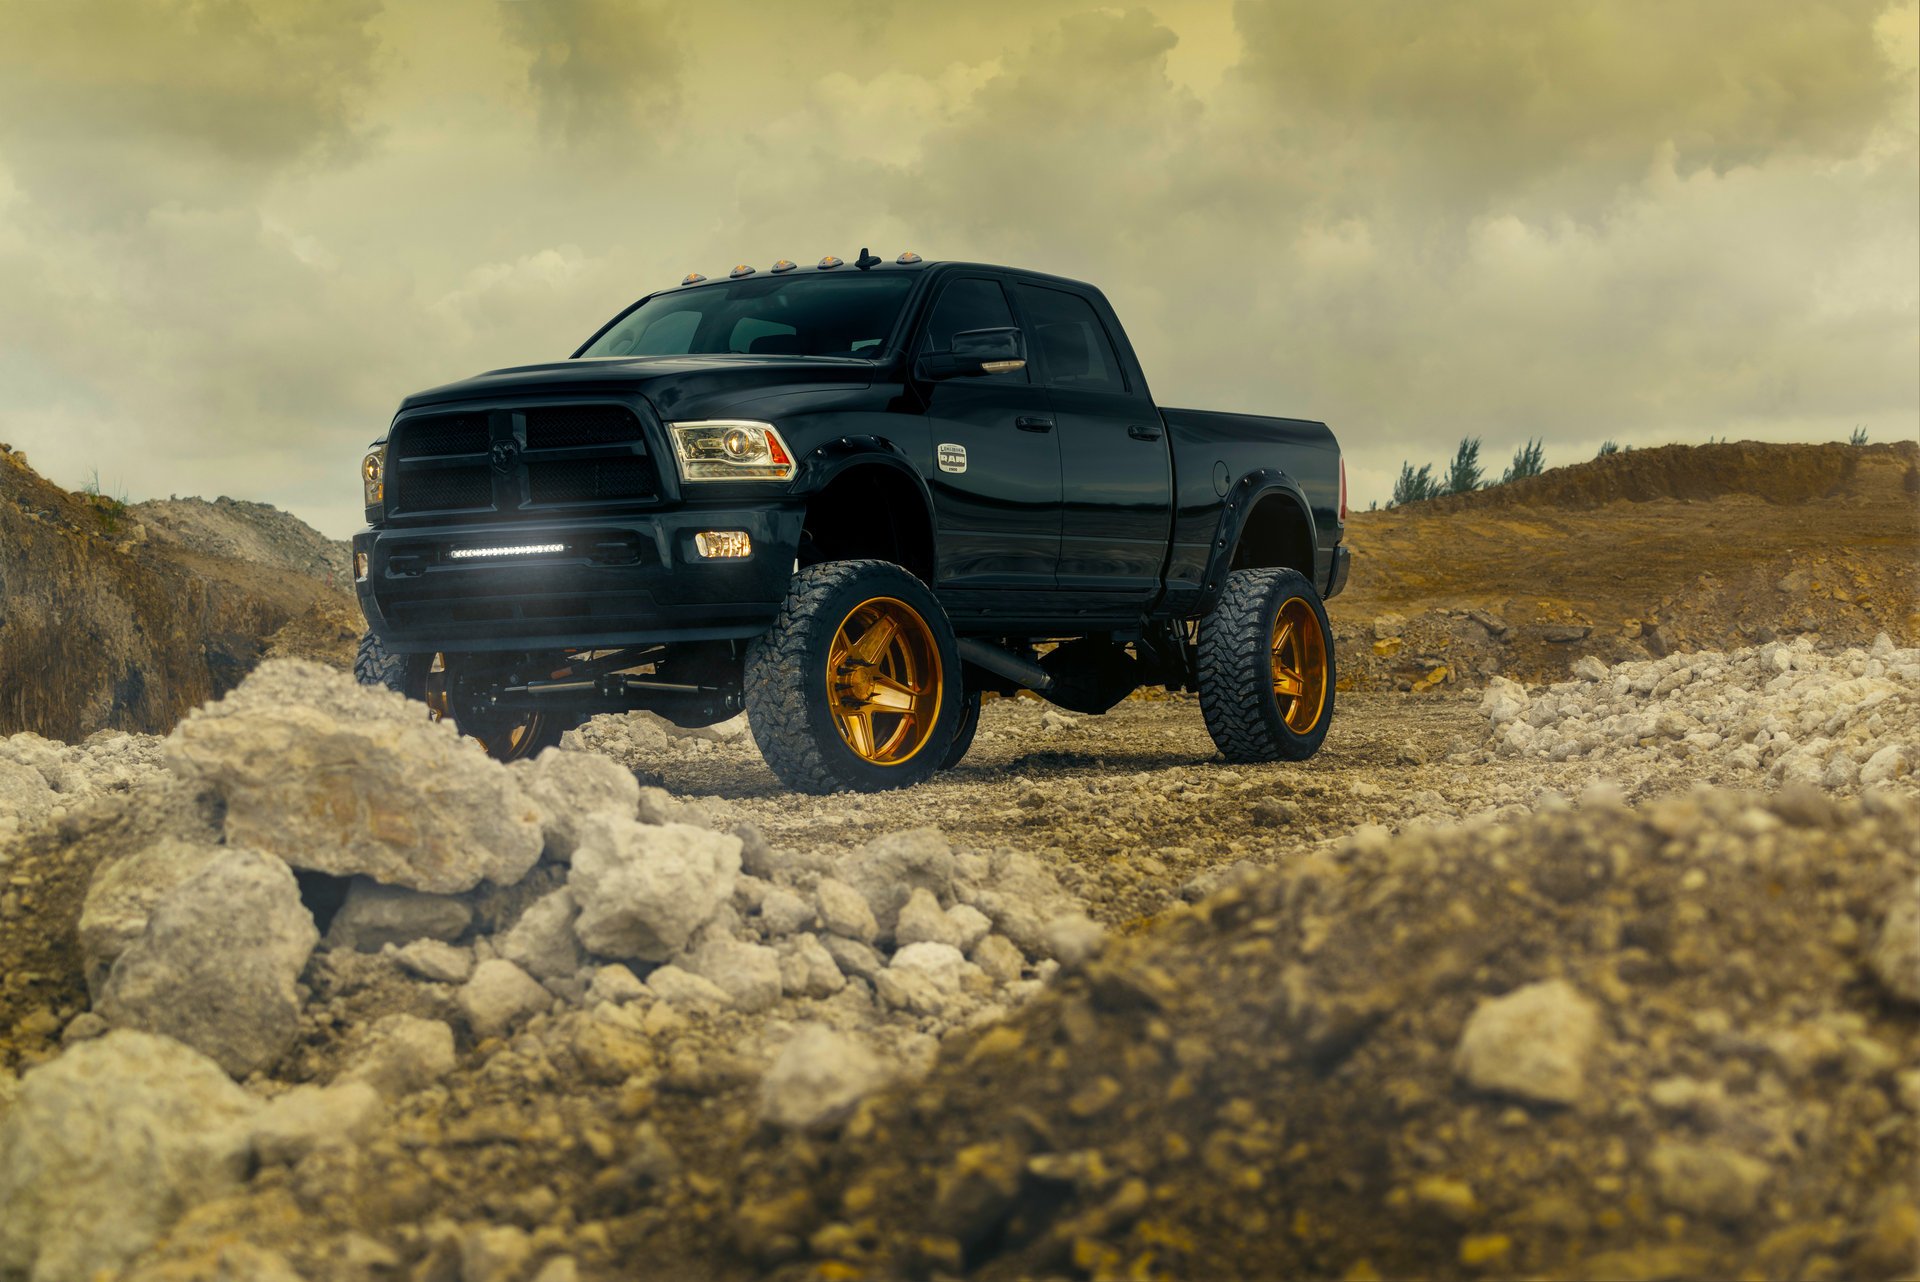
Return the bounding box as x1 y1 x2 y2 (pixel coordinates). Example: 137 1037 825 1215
792 436 936 510
790 436 940 573
1193 468 1318 616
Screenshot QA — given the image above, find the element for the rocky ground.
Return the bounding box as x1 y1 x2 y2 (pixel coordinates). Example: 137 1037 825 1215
0 627 1914 1281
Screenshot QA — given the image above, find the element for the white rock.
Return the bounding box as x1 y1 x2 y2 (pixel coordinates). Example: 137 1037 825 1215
164 659 546 894
1480 677 1531 726
776 933 847 998
502 887 583 981
820 934 885 982
77 836 226 997
646 964 733 1009
835 828 955 941
341 1014 458 1097
814 877 880 943
970 934 1025 986
680 931 783 1013
251 1081 384 1165
511 746 641 861
946 904 993 953
962 849 1079 958
1041 912 1106 966
0 758 55 836
324 877 472 952
1571 656 1609 682
458 959 551 1038
568 816 741 961
0 1031 260 1282
1861 745 1911 787
759 1026 888 1132
873 967 948 1016
895 886 964 949
890 941 977 993
757 886 816 938
1454 979 1599 1107
587 964 648 1005
391 939 474 983
98 849 318 1077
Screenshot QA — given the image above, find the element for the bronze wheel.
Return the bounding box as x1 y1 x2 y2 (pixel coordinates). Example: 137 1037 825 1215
425 652 564 763
825 598 945 766
1269 597 1329 734
1198 567 1336 762
745 559 965 793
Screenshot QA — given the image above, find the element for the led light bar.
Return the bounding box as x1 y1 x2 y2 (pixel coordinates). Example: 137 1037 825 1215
447 543 566 561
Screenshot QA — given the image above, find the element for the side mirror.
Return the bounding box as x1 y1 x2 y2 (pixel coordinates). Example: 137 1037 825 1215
920 327 1026 379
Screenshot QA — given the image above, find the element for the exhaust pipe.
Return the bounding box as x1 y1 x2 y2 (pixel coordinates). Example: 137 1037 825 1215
956 637 1054 694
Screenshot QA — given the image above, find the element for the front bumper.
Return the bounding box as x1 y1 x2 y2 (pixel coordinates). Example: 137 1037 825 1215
1326 543 1351 598
355 505 804 654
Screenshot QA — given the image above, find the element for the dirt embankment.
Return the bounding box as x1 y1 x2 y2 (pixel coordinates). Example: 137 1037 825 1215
0 445 360 741
1330 440 1919 694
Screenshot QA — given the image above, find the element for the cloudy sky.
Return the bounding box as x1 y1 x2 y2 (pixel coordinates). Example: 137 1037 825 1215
1 0 1914 537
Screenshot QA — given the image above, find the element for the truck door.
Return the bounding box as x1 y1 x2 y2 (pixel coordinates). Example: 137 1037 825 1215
1011 282 1171 607
915 275 1062 601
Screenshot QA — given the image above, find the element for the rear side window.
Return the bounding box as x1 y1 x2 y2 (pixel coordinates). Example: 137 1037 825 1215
1013 284 1126 394
919 277 1027 382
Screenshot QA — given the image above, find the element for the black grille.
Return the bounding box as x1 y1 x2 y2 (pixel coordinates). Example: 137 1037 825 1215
397 467 493 512
396 414 489 458
385 402 657 520
526 405 644 449
528 457 655 505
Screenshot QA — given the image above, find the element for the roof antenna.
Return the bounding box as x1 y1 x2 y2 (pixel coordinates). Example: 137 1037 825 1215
854 247 882 271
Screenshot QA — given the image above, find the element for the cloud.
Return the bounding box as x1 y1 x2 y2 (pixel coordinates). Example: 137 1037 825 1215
498 0 681 144
1230 0 1908 213
0 0 382 219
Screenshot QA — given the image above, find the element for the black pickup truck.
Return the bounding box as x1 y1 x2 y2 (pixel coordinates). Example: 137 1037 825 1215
353 252 1350 791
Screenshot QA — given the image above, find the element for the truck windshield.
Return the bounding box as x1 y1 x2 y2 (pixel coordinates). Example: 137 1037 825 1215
578 273 916 360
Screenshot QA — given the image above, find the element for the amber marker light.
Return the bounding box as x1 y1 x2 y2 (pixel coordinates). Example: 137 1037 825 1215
693 531 752 559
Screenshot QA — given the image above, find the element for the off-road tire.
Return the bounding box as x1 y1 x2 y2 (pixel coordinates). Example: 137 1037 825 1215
745 560 963 793
942 691 983 769
1197 567 1336 762
354 631 427 698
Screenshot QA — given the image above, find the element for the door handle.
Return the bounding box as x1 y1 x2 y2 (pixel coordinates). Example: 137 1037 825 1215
1015 415 1054 433
1128 424 1162 441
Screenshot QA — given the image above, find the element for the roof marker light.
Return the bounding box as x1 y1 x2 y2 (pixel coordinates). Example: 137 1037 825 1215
817 255 843 269
681 272 707 285
770 259 796 273
729 264 756 279
896 251 922 264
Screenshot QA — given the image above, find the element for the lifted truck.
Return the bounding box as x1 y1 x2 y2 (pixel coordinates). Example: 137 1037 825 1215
353 251 1351 792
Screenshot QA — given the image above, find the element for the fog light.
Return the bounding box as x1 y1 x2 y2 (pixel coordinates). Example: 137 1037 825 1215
694 530 751 559
354 551 369 581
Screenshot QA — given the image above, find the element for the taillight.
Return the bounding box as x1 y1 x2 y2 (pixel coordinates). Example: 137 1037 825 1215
1338 455 1348 523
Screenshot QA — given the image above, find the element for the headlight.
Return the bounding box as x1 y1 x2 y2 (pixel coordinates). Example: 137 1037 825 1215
667 420 795 482
362 445 386 515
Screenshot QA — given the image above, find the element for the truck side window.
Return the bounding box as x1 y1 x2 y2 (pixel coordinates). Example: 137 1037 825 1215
1012 285 1126 394
919 278 1028 382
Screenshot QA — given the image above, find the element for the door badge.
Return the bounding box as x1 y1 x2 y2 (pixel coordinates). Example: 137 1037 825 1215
937 443 968 474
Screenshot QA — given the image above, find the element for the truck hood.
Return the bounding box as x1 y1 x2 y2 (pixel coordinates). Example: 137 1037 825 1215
397 354 879 417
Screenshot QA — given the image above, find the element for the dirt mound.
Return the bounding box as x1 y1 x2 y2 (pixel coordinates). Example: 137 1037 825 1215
133 495 351 588
1411 439 1913 514
0 444 358 741
745 786 1919 1281
1333 441 1918 692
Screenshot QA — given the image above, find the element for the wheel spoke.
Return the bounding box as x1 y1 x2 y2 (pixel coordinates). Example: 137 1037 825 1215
1274 666 1304 697
1271 620 1294 658
842 710 877 757
850 615 899 666
865 673 923 712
